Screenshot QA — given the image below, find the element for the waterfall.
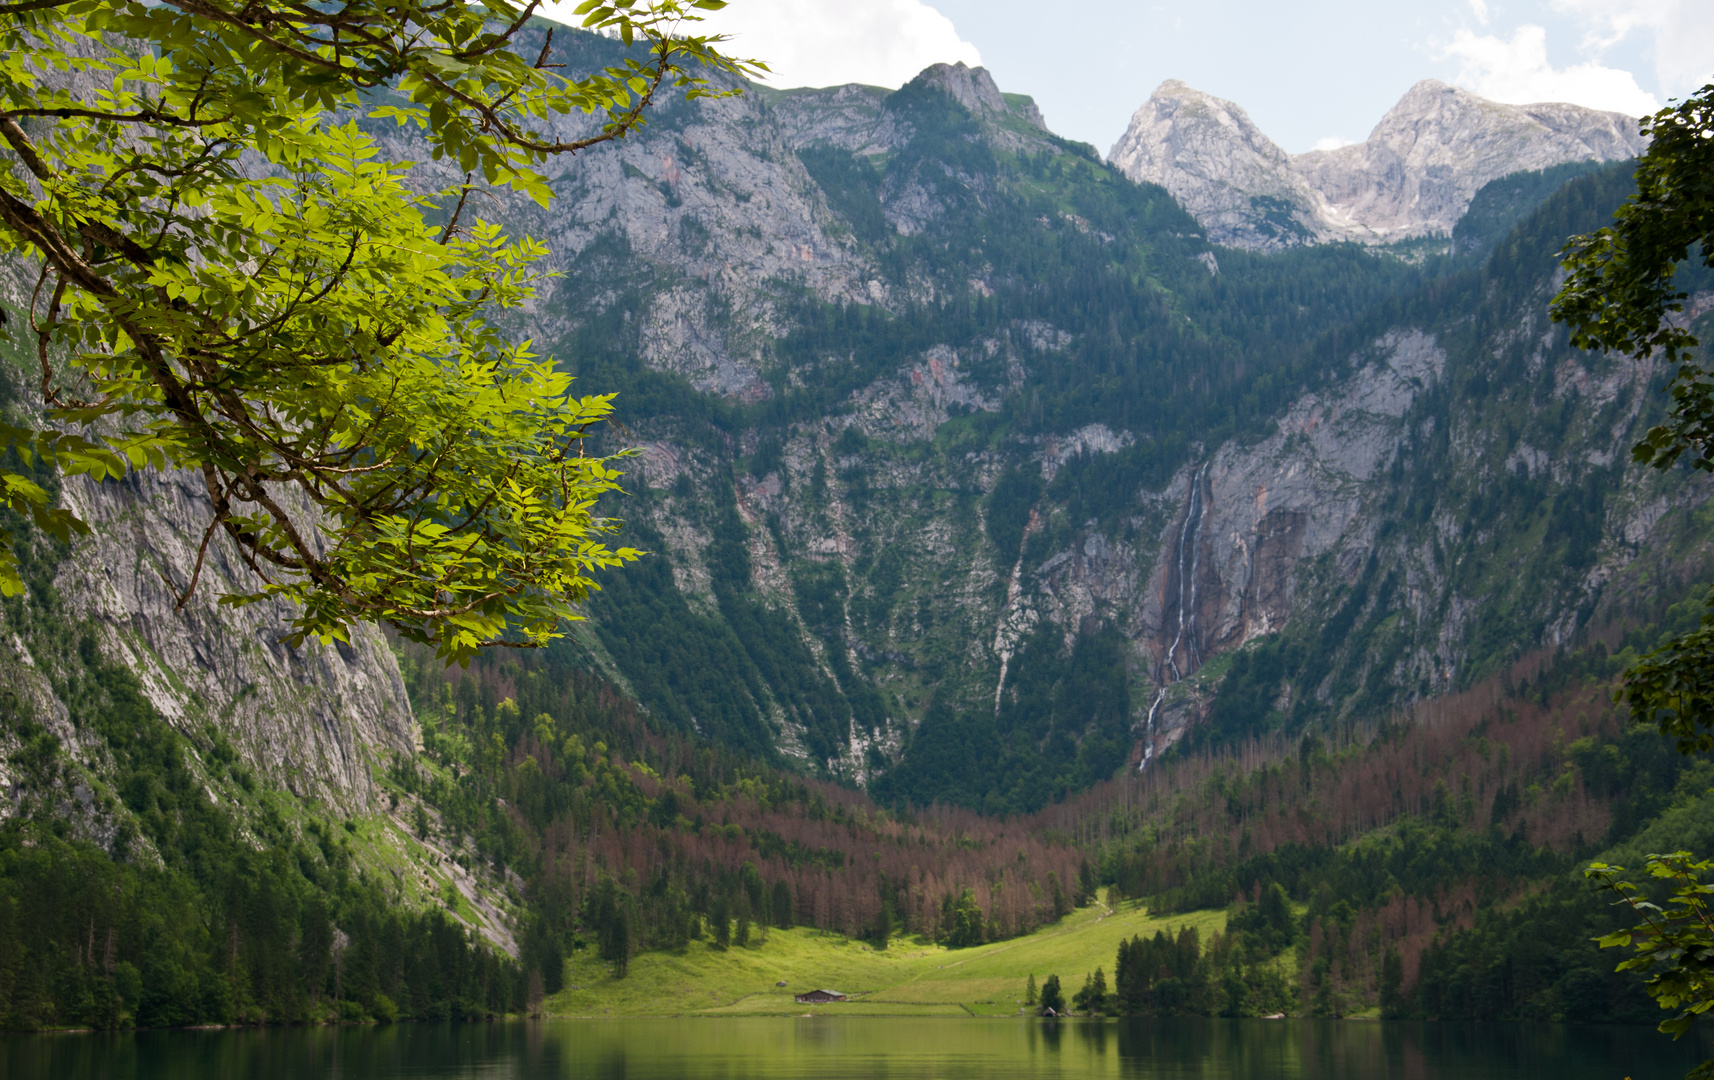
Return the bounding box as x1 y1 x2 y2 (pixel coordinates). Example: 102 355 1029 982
1142 462 1209 770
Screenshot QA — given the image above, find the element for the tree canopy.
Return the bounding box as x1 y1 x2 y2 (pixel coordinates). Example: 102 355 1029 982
1551 85 1714 1069
0 0 754 661
1551 83 1714 752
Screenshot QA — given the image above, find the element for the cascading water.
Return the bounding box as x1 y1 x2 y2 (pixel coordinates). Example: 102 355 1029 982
1142 462 1209 770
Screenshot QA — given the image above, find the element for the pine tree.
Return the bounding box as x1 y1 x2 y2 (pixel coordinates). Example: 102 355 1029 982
772 879 795 929
1380 950 1405 1019
1089 967 1109 1015
1039 974 1065 1016
711 896 732 950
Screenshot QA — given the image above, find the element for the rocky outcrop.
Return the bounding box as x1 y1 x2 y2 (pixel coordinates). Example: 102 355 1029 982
0 462 415 816
1108 79 1647 249
51 467 416 808
764 62 1046 156
763 83 903 155
1184 329 1448 655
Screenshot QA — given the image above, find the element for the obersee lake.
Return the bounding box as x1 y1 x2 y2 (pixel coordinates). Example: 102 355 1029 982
7 1018 1713 1079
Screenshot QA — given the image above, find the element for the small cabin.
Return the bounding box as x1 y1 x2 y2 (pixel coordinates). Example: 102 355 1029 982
795 989 847 1004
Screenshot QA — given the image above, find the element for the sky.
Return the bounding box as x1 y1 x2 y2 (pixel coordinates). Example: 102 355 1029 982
577 0 1714 155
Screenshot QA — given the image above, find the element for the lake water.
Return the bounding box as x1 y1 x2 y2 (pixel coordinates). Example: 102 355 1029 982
6 1017 1711 1079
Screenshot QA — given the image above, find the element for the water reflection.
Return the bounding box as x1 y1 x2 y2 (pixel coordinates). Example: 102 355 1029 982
3 1017 1709 1080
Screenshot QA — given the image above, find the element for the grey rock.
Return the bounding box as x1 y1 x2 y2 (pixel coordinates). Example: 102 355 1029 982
1109 79 1648 250
51 466 416 811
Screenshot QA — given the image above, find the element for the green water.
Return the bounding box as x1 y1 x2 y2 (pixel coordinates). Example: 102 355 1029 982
5 1018 1711 1079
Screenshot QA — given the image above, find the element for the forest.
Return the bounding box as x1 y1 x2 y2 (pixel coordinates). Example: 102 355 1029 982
1036 591 1714 1020
3 512 1713 1027
0 649 519 1029
387 640 1096 991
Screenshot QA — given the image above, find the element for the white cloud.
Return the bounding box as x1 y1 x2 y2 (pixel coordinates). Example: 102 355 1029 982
690 0 981 90
1469 0 1490 27
1312 136 1355 151
1442 25 1662 115
1551 0 1714 97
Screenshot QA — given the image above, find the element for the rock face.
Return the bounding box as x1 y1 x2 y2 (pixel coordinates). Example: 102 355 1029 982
0 308 415 828
0 464 416 817
55 468 417 807
1108 79 1648 249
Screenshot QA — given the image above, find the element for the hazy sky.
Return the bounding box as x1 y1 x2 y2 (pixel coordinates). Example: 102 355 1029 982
564 0 1714 155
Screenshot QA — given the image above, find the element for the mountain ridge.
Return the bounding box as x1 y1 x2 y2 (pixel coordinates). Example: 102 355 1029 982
1108 77 1648 250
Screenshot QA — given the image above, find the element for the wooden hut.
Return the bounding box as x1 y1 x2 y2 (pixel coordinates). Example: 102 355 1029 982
794 989 847 1003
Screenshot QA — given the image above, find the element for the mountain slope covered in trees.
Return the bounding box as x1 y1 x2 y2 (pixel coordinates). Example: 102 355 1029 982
493 35 1712 816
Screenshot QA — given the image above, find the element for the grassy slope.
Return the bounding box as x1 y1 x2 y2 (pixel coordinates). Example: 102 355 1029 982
546 892 1227 1018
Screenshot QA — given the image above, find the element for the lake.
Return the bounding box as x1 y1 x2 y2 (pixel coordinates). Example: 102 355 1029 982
6 1017 1711 1079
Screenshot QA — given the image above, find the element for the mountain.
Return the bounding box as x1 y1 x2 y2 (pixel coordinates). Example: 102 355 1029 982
5 28 1705 817
1107 78 1648 250
501 40 1705 812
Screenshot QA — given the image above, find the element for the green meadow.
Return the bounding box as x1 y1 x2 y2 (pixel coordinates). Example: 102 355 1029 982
546 893 1228 1017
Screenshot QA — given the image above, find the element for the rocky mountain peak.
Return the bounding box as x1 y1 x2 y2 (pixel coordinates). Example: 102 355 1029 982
906 61 1048 130
911 62 1000 116
1108 80 1319 248
914 62 1006 115
1109 77 1648 250
764 61 1047 157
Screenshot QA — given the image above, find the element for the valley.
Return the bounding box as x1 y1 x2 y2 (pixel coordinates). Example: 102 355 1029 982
2 8 1713 1047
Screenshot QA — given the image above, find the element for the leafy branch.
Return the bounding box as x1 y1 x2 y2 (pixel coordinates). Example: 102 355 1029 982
1586 853 1714 1037
0 0 762 660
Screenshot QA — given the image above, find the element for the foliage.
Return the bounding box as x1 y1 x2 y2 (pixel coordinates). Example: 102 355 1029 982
1616 587 1714 754
1412 879 1657 1023
942 888 985 948
1546 85 1714 748
1586 853 1714 1037
1037 973 1064 1015
1543 85 1714 1063
1553 84 1714 436
1112 928 1208 1015
0 0 757 659
1225 882 1294 954
1070 965 1107 1014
